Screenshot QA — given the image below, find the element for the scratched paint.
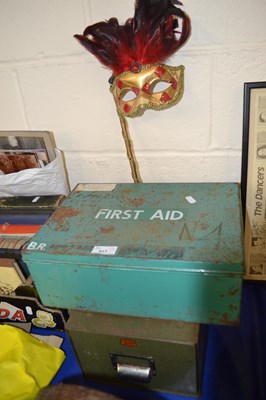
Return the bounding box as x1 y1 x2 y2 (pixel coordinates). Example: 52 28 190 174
22 183 244 325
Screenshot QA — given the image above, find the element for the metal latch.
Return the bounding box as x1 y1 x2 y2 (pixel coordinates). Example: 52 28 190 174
110 353 156 383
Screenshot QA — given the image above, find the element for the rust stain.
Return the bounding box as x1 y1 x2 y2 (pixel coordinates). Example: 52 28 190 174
128 196 145 207
199 213 207 219
222 313 229 323
48 206 81 231
197 221 209 231
50 206 81 222
229 287 239 296
208 309 240 326
100 226 114 234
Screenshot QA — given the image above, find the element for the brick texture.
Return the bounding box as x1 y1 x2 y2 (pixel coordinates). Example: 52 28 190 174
0 0 266 189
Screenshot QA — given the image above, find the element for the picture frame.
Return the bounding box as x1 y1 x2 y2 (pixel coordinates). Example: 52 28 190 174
0 131 56 164
0 131 56 175
241 82 266 280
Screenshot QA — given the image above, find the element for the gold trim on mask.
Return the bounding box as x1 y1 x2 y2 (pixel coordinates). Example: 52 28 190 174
110 64 185 118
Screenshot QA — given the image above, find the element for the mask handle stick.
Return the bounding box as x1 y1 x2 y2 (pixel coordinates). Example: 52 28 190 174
118 114 142 183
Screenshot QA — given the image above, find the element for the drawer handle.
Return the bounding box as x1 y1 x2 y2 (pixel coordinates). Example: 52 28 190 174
110 353 156 383
117 363 152 383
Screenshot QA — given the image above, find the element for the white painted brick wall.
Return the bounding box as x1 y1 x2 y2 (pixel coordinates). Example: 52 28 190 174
0 0 266 189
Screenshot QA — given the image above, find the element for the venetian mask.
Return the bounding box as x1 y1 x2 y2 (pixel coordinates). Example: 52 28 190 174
74 0 191 182
110 64 184 118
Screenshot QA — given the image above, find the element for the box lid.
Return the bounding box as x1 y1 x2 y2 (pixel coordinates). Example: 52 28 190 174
23 183 244 274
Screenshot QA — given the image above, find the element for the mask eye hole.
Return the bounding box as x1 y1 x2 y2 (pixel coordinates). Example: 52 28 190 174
151 81 171 94
121 90 138 102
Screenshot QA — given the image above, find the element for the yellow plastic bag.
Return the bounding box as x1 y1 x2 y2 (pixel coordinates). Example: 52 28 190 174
0 325 66 400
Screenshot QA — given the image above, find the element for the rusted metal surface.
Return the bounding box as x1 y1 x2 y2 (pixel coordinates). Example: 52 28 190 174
50 206 81 231
23 183 244 325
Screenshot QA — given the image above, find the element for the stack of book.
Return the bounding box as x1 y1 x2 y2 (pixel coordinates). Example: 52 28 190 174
0 194 65 295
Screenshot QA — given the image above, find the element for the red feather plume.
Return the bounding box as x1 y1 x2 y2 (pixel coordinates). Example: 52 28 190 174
74 0 191 77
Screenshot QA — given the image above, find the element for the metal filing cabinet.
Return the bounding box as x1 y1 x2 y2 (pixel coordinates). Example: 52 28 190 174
22 182 244 325
66 311 208 396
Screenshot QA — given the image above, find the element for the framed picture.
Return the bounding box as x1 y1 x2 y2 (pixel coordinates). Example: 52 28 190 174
0 131 56 175
241 82 266 280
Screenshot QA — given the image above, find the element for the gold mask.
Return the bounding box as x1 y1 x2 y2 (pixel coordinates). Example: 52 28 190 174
110 64 184 118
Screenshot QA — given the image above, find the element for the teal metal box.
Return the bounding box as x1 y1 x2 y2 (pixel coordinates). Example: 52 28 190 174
66 311 208 397
22 183 244 325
